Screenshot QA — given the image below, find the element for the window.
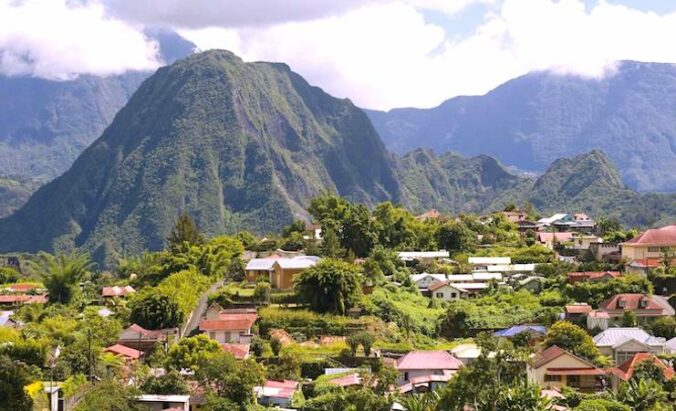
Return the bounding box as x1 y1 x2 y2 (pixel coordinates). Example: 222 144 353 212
648 247 661 252
450 292 457 298
544 374 562 382
436 292 444 298
567 375 580 387
404 372 409 381
209 332 215 339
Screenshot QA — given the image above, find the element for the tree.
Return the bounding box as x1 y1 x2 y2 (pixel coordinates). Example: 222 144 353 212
166 334 221 371
0 267 19 284
0 355 32 411
320 226 343 258
73 379 143 411
195 352 265 407
294 259 362 315
616 378 667 411
631 360 667 384
31 252 93 304
129 290 183 329
399 391 439 411
543 321 601 361
270 336 282 356
340 204 376 257
346 334 360 356
597 217 622 236
140 369 190 395
437 221 477 253
269 347 302 380
645 316 676 339
360 332 373 357
166 212 204 252
621 310 637 327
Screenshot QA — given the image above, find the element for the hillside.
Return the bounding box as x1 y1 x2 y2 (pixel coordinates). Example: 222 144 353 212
0 30 195 182
0 50 402 262
487 151 676 227
367 61 676 192
0 176 42 218
397 149 523 214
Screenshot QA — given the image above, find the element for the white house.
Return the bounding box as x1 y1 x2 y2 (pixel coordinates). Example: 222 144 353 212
428 281 488 300
468 257 511 271
398 251 450 263
199 305 256 344
411 273 449 290
136 395 190 411
593 328 666 364
396 351 463 393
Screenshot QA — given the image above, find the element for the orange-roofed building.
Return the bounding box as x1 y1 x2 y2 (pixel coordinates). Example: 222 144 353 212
621 225 676 274
596 294 675 326
527 346 606 393
221 343 250 359
605 353 674 391
104 344 142 361
566 271 621 284
200 304 256 344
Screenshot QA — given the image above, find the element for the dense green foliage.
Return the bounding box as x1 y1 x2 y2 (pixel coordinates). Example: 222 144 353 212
295 259 362 315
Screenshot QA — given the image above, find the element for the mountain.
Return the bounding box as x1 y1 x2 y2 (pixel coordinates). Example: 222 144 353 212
0 176 42 218
366 61 676 192
487 151 676 227
0 30 196 182
0 50 402 263
397 149 523 214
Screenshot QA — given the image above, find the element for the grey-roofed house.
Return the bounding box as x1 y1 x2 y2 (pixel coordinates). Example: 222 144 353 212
593 328 666 364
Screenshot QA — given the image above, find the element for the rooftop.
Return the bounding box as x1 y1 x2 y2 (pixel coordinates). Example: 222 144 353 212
593 328 665 347
622 224 676 246
396 350 463 371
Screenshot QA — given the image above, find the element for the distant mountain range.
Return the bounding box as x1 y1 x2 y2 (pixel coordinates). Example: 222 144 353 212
366 61 676 193
0 50 672 263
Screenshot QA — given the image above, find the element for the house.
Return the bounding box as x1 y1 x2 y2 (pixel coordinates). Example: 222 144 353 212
564 303 592 322
516 220 538 232
620 225 676 265
118 324 178 351
327 372 362 388
486 264 535 273
255 380 299 408
428 281 488 300
502 210 528 223
586 310 611 330
593 328 666 364
527 346 606 392
416 209 442 221
0 294 47 306
450 343 482 364
596 294 675 326
304 222 322 240
566 271 621 284
494 325 547 340
397 251 450 264
136 394 190 411
537 232 574 249
410 273 448 290
570 234 603 250
667 337 676 354
245 256 320 288
199 305 256 344
538 213 571 228
467 256 510 271
395 351 463 393
625 258 674 276
605 353 674 391
588 243 621 262
5 283 39 293
104 344 143 361
516 276 545 293
102 285 135 299
220 343 251 359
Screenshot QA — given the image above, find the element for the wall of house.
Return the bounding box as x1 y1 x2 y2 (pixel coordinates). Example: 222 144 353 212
206 330 248 344
138 401 188 411
622 245 675 261
432 286 463 301
599 340 663 363
528 355 594 388
246 269 271 283
271 266 305 289
397 369 446 384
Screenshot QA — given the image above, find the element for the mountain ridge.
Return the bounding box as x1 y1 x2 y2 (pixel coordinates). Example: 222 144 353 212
366 61 676 192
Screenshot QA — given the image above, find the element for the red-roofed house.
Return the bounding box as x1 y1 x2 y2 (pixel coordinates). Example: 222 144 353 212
0 293 47 306
255 380 299 408
596 294 675 326
396 351 463 393
527 346 606 393
564 303 593 321
199 304 256 344
104 344 142 361
621 225 676 274
102 285 135 299
328 373 362 388
220 343 250 359
6 283 39 292
566 271 621 284
118 324 179 351
605 353 674 391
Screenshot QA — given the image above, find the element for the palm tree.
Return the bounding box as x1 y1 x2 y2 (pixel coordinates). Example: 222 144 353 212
30 252 94 304
399 391 439 411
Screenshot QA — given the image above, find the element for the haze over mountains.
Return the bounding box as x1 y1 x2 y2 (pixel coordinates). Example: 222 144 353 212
0 50 673 263
367 61 676 193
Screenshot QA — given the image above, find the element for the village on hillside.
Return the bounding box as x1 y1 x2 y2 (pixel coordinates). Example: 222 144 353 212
0 196 674 410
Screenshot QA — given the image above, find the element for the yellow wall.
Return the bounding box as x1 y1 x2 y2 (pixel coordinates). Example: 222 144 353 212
622 245 675 261
271 266 305 289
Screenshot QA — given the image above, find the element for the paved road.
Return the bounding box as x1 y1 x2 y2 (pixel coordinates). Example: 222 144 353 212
181 279 223 338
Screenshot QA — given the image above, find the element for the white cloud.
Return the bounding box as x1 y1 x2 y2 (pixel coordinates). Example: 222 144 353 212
0 0 160 79
181 0 676 110
407 0 496 15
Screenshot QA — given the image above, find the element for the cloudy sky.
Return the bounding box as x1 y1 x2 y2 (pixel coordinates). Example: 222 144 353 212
2 0 676 109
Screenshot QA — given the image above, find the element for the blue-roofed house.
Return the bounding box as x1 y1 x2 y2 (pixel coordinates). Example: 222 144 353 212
494 325 547 340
